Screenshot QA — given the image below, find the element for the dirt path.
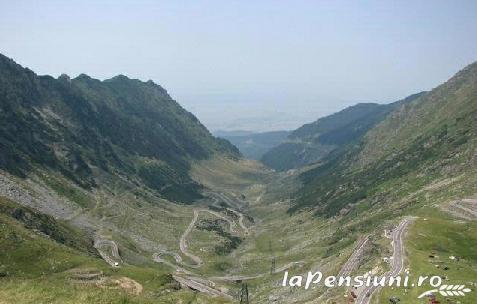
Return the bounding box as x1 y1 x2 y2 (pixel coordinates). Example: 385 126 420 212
442 198 477 220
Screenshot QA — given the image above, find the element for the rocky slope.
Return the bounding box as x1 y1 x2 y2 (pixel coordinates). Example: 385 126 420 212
0 53 239 203
0 53 259 304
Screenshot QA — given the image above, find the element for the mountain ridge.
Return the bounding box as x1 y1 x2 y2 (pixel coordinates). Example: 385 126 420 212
292 60 477 217
0 53 239 203
261 93 425 171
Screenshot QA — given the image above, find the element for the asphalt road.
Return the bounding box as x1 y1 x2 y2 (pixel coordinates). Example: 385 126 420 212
355 218 412 304
317 236 370 303
227 208 249 234
94 238 122 268
172 275 233 299
338 236 370 278
179 209 203 266
178 208 241 267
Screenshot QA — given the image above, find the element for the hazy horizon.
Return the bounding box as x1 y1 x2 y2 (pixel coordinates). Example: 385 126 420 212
1 0 477 132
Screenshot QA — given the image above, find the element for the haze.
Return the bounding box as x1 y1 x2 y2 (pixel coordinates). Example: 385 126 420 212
1 0 477 131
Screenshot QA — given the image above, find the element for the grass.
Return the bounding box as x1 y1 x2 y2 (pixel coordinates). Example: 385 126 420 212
0 278 230 304
39 173 93 208
0 196 229 304
377 208 477 303
2 150 476 303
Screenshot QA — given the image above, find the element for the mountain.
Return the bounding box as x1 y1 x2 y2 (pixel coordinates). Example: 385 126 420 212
213 130 255 137
0 54 239 203
2 51 477 304
261 93 425 171
253 62 477 303
215 130 290 159
291 61 477 217
0 53 263 303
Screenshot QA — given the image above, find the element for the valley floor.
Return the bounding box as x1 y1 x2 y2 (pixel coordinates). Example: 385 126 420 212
1 157 477 304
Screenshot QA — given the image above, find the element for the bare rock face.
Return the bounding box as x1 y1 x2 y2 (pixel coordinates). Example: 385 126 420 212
0 172 78 220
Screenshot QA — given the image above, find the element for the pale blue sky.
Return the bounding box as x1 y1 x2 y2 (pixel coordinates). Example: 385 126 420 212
1 1 477 131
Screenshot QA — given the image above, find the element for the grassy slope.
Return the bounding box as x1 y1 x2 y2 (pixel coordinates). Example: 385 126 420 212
0 155 271 303
260 95 424 171
237 161 477 303
0 196 234 304
378 209 477 303
357 64 477 303
162 61 477 303
1 55 476 304
251 62 477 303
295 62 477 217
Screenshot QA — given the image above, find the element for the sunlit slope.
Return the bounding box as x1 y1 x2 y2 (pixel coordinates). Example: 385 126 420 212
261 93 424 171
293 62 477 217
0 196 231 304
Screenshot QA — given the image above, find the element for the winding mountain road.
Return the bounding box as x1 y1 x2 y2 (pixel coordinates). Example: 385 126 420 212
94 237 122 268
355 218 412 304
154 201 262 299
152 253 194 275
338 236 370 278
178 208 242 268
227 208 249 234
179 209 203 266
318 236 370 303
206 209 237 233
172 275 233 299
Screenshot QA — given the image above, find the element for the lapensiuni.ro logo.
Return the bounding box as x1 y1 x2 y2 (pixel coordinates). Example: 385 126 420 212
282 271 472 299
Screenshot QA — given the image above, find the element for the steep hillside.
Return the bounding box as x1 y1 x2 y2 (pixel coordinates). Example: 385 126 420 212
0 54 239 203
0 195 207 304
261 94 424 171
240 62 477 303
216 130 290 159
2 51 476 304
0 54 265 303
293 61 477 217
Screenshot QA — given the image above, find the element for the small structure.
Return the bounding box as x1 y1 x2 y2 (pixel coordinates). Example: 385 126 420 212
389 296 400 303
239 282 249 304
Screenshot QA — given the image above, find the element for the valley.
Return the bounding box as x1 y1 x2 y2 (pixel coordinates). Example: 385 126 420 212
0 53 476 304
